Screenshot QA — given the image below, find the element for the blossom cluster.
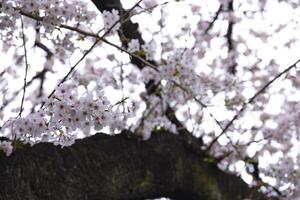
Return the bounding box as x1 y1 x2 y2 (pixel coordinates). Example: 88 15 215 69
132 94 177 140
140 48 208 106
141 40 157 61
127 39 140 53
0 0 98 62
1 80 128 149
101 9 120 35
0 0 96 33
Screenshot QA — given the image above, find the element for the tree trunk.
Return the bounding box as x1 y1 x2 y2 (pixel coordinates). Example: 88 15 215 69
0 131 274 200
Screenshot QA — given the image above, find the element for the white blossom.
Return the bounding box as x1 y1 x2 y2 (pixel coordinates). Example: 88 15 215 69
127 39 140 53
142 40 156 61
101 9 120 35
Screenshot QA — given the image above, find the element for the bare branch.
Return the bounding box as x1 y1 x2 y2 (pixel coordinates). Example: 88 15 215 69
18 16 29 117
204 4 223 34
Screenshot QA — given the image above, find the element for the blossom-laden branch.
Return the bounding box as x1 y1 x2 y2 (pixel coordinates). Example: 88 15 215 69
0 1 150 154
42 0 144 108
170 80 224 132
90 0 224 141
0 0 298 198
3 1 160 72
42 38 100 108
206 58 300 152
2 1 299 155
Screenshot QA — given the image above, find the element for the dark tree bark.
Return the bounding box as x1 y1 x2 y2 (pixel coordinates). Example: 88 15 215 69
0 130 274 200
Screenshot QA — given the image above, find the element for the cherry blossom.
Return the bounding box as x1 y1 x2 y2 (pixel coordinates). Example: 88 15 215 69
101 9 120 35
0 0 299 198
127 39 140 53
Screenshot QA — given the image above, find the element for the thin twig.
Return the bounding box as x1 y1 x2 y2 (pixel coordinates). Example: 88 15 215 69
119 62 125 112
101 38 159 71
171 80 224 132
57 27 159 71
44 39 100 101
35 40 53 58
206 58 300 152
0 69 48 112
204 4 223 34
18 16 29 117
13 2 160 72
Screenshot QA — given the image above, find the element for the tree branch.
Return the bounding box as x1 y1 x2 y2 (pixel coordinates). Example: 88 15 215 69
207 58 300 152
0 131 276 200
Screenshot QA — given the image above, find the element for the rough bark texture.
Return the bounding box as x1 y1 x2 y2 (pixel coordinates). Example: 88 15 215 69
0 131 273 200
